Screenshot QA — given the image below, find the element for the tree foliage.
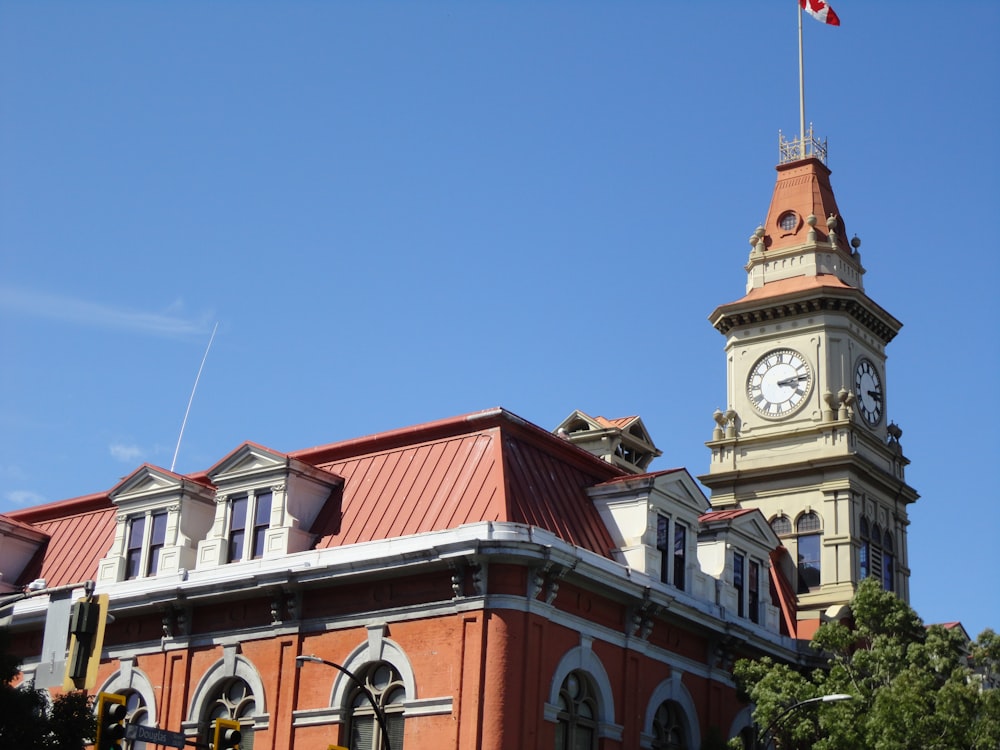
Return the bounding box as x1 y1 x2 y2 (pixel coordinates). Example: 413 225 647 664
732 579 1000 749
0 628 96 750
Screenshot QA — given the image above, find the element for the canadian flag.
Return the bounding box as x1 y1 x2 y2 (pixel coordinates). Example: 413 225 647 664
800 0 840 26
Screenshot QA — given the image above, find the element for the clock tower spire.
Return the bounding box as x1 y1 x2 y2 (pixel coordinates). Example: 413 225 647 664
700 133 919 637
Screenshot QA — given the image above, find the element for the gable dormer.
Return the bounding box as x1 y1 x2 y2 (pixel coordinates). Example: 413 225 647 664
698 509 783 631
97 465 216 583
588 469 710 596
0 513 49 593
555 410 662 474
196 443 343 568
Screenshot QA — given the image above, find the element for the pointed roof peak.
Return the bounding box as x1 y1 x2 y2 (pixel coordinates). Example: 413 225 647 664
762 155 845 254
729 132 866 299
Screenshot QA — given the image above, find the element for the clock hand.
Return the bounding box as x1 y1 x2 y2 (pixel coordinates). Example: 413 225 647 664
867 390 882 401
776 375 808 387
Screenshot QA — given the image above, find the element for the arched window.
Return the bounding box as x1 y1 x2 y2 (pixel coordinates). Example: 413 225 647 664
859 519 896 591
202 678 256 749
554 670 598 750
346 662 405 750
882 531 894 592
651 700 690 749
97 663 159 749
859 517 870 580
770 515 791 536
795 512 821 593
122 690 151 750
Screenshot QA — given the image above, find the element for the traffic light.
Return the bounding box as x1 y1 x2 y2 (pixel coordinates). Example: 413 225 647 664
212 718 241 750
95 692 127 750
64 593 110 690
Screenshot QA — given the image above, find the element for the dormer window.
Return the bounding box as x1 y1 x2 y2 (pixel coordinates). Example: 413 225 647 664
732 550 764 622
226 490 272 563
99 466 217 584
125 511 169 579
656 514 688 591
195 443 343 569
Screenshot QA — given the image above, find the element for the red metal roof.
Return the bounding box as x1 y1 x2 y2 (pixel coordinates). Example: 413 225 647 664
718 274 855 309
595 415 639 429
2 409 628 588
698 508 758 523
306 409 621 557
6 494 116 589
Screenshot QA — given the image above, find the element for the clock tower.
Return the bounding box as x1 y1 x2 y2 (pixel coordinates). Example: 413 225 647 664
700 134 918 636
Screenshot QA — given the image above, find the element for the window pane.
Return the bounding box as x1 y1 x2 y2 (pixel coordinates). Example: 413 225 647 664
127 516 145 551
254 492 272 525
228 496 248 562
673 523 686 591
150 512 168 544
126 516 146 580
771 515 791 536
148 512 168 576
251 492 272 560
230 496 248 530
351 715 375 750
748 560 760 624
797 534 821 592
574 726 594 750
229 530 245 563
387 713 405 748
734 553 745 618
555 720 567 750
657 515 669 584
797 511 821 533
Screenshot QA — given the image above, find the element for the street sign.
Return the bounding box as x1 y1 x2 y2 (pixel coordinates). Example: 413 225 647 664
125 723 187 748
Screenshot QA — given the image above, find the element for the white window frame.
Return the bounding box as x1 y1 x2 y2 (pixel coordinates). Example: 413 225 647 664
124 510 169 579
224 487 274 563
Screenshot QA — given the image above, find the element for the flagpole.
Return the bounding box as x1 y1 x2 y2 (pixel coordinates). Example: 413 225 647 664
798 2 806 158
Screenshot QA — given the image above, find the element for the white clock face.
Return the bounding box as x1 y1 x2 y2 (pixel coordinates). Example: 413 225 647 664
855 358 883 426
747 348 813 417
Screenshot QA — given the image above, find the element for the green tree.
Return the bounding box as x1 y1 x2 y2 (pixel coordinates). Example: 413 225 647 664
732 578 1000 749
0 628 96 750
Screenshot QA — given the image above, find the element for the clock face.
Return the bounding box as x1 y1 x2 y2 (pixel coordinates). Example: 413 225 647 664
747 349 813 417
855 358 883 426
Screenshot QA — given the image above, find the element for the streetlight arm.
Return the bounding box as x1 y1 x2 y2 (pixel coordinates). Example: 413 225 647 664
758 694 853 748
295 655 393 750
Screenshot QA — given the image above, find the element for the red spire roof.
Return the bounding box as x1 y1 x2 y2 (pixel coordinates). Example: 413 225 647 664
762 157 846 253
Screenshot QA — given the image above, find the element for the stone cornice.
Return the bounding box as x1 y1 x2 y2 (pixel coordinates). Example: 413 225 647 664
711 287 900 344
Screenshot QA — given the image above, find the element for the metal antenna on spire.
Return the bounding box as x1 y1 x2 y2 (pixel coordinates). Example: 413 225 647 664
170 322 219 473
783 0 837 164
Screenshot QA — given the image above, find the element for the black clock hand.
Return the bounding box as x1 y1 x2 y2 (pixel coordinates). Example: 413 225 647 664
867 390 882 401
776 375 808 387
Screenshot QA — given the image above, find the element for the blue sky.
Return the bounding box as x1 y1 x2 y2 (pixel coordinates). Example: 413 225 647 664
1 2 997 637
